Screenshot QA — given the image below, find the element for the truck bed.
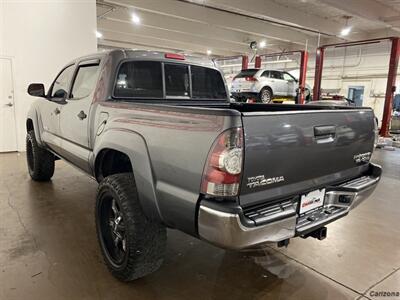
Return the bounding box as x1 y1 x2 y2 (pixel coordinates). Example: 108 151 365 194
160 101 374 208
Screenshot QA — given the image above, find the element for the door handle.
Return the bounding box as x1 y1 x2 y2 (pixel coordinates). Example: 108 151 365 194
5 102 13 107
54 108 61 115
314 125 336 137
314 125 336 144
77 110 87 120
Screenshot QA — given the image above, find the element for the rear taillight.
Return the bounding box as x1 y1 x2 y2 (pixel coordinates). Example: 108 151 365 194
201 128 243 197
245 76 257 82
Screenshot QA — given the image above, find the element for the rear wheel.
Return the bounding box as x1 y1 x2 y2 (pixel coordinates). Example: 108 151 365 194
259 88 273 103
26 130 55 181
297 88 311 103
96 173 166 281
305 89 311 102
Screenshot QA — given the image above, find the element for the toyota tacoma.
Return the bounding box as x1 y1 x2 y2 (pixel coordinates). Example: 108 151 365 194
26 49 381 281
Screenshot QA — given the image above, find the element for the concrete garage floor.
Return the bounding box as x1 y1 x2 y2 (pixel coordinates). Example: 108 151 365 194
0 149 399 300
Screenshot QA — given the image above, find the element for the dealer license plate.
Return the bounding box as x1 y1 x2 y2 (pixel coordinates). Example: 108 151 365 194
299 188 325 214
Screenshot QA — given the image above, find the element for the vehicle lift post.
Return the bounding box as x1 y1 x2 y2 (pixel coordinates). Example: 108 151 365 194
255 55 262 68
242 55 249 70
312 37 400 137
257 50 309 104
298 51 309 104
381 37 400 137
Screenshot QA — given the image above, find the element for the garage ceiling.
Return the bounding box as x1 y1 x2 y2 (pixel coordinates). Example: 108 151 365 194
96 0 400 56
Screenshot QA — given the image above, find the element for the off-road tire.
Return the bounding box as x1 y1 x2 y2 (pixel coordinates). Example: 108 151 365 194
95 173 167 281
26 130 55 181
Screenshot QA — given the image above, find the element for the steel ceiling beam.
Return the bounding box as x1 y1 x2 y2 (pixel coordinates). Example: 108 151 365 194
104 0 319 47
98 30 237 56
97 18 251 54
186 0 344 38
317 0 400 33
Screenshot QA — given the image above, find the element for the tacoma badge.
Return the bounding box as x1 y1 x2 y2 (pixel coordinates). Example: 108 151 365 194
353 152 371 164
247 175 285 188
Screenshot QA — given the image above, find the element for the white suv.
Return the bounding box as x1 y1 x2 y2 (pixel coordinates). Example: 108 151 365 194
230 69 311 103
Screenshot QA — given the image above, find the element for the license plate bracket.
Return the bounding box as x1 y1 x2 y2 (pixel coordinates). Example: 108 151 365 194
299 188 325 215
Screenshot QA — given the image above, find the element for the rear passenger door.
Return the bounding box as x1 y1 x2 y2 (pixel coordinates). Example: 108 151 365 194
58 59 100 172
282 72 297 97
268 71 286 96
259 70 270 92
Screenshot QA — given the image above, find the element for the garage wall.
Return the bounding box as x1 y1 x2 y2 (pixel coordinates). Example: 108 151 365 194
218 44 398 125
0 0 97 152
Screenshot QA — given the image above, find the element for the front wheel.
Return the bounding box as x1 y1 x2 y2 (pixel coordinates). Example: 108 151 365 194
95 173 167 281
26 130 55 181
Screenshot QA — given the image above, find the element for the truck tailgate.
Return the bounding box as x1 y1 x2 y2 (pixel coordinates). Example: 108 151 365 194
240 109 375 207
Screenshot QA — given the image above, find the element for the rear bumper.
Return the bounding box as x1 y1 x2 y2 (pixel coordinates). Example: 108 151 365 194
231 92 258 99
198 163 381 250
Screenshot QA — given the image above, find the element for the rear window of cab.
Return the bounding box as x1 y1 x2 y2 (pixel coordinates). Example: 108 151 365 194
234 69 259 79
113 61 227 100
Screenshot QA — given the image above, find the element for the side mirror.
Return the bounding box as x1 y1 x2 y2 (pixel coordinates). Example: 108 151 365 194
52 89 67 99
51 89 68 104
28 83 46 97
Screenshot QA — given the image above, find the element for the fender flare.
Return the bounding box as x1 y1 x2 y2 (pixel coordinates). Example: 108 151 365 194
26 105 45 147
92 128 164 223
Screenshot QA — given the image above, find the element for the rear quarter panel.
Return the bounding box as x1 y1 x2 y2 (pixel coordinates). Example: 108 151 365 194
92 102 241 235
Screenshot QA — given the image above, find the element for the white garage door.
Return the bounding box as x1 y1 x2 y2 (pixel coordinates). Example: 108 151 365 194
0 58 17 152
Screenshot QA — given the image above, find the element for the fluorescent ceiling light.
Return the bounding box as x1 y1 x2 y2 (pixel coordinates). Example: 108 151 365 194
340 26 352 36
207 49 212 55
96 31 103 38
259 40 266 48
131 13 141 24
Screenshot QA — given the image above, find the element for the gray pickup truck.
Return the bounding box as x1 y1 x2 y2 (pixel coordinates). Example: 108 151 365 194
26 49 381 282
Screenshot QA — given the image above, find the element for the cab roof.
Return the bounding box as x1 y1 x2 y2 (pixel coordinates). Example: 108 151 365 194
69 49 216 68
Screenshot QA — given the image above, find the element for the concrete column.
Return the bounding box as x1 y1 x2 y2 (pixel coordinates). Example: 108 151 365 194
0 0 97 151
